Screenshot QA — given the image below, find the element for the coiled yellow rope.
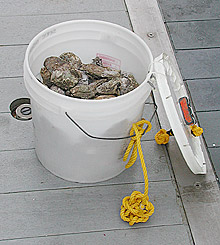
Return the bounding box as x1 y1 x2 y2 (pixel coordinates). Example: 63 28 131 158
120 119 154 226
155 124 203 145
155 129 170 145
190 124 203 137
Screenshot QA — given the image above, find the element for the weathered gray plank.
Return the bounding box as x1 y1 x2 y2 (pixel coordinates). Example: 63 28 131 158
0 0 126 16
0 46 26 78
0 114 34 151
157 0 220 21
167 20 220 49
0 140 170 193
0 225 191 245
208 147 220 178
0 78 28 113
0 11 131 77
0 149 72 193
0 181 182 240
186 78 220 112
0 12 131 45
126 1 220 245
181 186 220 245
166 138 220 245
166 137 216 189
197 111 220 147
176 49 220 80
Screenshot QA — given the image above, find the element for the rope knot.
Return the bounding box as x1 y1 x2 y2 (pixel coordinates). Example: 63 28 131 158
190 124 203 137
155 129 170 145
120 191 154 226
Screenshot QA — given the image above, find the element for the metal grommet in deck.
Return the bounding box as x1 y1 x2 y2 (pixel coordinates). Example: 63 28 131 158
16 104 32 120
9 98 32 121
147 32 155 38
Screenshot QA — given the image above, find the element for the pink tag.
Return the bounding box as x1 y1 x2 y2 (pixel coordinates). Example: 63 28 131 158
97 53 121 70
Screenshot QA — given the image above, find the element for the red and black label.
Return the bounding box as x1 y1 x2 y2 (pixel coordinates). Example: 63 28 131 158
179 97 195 125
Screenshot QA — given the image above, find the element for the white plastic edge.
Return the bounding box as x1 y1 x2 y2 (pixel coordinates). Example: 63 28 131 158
154 53 206 174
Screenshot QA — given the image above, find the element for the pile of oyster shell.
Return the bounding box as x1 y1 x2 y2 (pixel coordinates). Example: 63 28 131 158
39 52 139 100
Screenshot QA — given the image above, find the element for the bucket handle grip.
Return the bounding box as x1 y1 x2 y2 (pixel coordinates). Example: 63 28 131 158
65 103 157 141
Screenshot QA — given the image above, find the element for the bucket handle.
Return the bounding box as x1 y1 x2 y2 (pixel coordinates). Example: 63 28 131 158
65 102 157 141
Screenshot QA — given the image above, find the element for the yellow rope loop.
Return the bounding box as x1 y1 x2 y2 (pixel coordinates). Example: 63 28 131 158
123 119 152 169
155 129 170 145
190 124 203 137
120 119 154 226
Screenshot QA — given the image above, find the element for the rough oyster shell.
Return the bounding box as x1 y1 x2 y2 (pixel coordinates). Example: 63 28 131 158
96 78 120 96
80 64 120 79
89 79 108 88
51 69 78 91
60 52 82 69
119 74 139 95
50 85 65 95
44 56 68 73
69 84 96 99
92 56 103 66
94 95 116 100
40 67 53 87
40 53 140 100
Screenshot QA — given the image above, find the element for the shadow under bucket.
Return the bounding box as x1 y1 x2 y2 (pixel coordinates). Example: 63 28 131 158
23 20 153 183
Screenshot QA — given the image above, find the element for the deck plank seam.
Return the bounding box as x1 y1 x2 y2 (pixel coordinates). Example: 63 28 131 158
162 144 196 245
165 18 220 23
0 10 127 18
175 47 220 51
0 223 184 242
0 179 172 196
182 76 220 81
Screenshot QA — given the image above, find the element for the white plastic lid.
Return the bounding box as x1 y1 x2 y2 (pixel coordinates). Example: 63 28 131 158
154 53 206 174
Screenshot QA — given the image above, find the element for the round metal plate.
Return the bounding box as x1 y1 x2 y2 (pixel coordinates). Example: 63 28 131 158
9 98 32 121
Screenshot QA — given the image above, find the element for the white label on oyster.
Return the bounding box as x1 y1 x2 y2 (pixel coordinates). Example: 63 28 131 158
97 53 121 70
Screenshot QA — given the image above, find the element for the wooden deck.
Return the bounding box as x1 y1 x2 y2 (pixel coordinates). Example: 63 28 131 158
0 0 209 244
125 0 220 244
157 0 220 180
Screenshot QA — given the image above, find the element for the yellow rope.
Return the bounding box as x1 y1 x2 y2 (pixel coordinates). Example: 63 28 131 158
190 124 203 137
155 124 203 145
155 129 170 145
120 119 154 226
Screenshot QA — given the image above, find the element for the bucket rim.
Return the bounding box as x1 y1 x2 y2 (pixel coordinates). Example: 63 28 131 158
24 19 154 104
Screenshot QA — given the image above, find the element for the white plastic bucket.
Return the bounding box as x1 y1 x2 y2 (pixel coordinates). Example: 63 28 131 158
24 20 153 183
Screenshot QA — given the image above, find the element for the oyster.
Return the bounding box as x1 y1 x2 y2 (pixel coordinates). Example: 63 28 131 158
40 67 53 87
69 84 97 99
92 56 103 66
96 78 120 96
60 52 82 69
119 74 139 95
50 85 65 95
51 69 78 91
95 95 116 100
44 56 68 73
69 68 82 79
65 90 71 96
39 53 140 100
89 79 108 88
80 63 120 79
44 55 81 76
77 71 89 86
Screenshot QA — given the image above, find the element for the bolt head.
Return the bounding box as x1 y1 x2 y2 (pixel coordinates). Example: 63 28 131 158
147 32 155 38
